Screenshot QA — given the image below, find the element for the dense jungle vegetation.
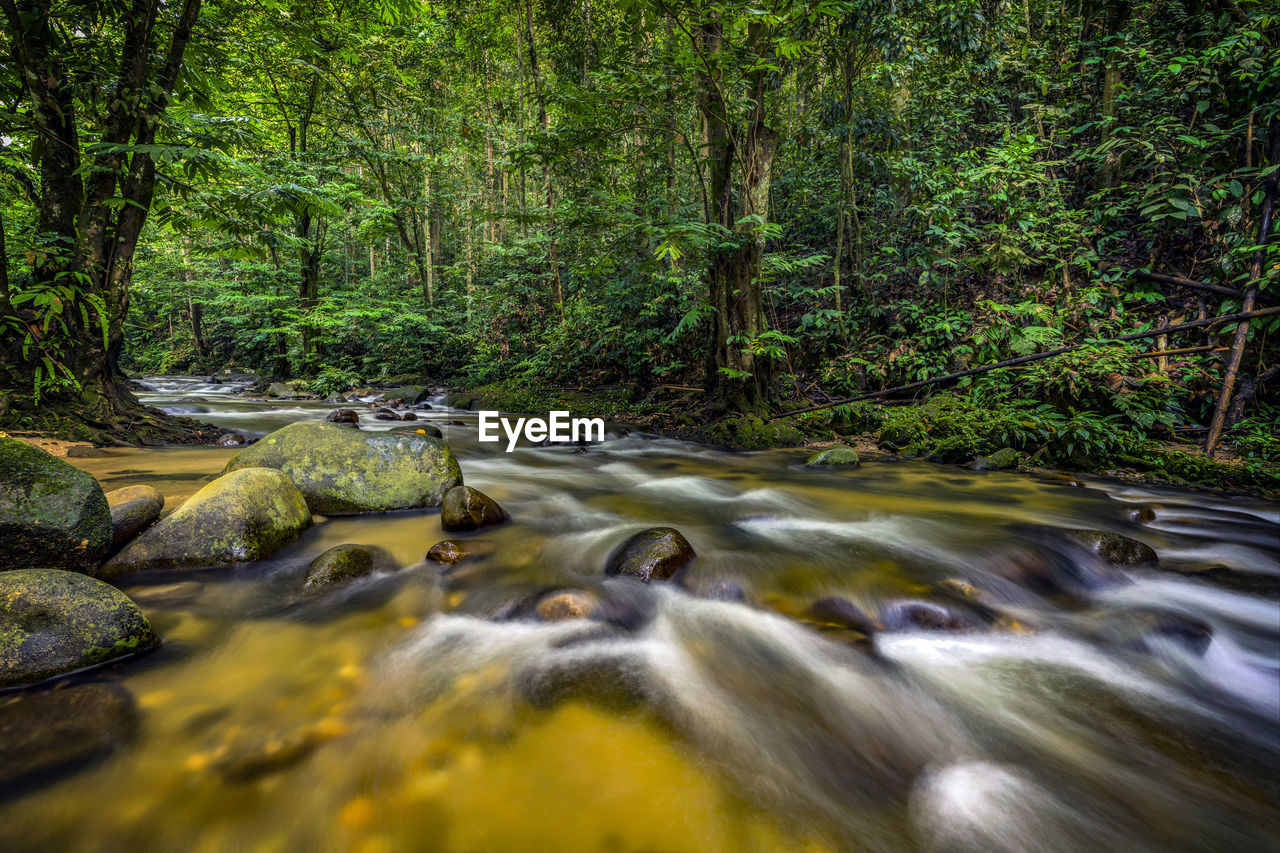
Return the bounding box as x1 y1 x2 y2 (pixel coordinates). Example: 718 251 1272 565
1 0 1278 488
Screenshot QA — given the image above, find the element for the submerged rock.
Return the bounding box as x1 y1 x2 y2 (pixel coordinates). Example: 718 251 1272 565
304 544 392 589
440 485 508 532
325 408 360 425
0 436 112 575
0 681 139 799
877 599 970 631
535 591 597 622
65 445 107 458
603 527 695 582
223 421 462 514
425 539 496 567
805 447 861 467
102 468 311 576
682 576 748 602
808 596 878 635
0 570 159 688
1063 529 1157 565
1086 608 1213 656
105 484 164 550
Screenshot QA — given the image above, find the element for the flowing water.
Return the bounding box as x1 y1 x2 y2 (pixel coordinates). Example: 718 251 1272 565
3 376 1278 852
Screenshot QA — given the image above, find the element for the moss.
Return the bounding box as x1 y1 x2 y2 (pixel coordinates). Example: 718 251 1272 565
304 545 386 589
0 569 159 688
0 436 112 574
102 467 312 576
806 447 861 466
223 421 463 514
703 415 805 449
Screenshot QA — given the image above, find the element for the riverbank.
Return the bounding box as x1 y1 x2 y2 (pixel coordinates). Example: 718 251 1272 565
441 380 1280 499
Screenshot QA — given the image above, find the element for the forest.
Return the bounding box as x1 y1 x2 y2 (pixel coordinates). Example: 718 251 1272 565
2 0 1278 490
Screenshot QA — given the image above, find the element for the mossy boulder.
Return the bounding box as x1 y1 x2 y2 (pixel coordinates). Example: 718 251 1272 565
440 485 508 532
0 569 159 688
0 436 111 574
706 415 804 449
304 544 392 589
105 485 164 550
102 468 312 576
604 527 695 582
1064 529 1158 565
383 385 432 405
973 447 1020 471
265 382 293 398
805 447 861 467
222 421 462 514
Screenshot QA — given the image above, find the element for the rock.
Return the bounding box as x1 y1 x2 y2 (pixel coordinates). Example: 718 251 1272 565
325 408 360 425
973 447 1019 471
105 485 164 550
808 596 878 634
535 591 597 621
805 447 861 467
400 411 417 421
304 544 391 589
440 485 508 532
877 600 969 631
682 576 747 602
265 382 293 398
324 394 347 404
223 421 462 514
1128 506 1157 524
0 682 139 799
1063 529 1157 565
425 539 496 566
215 433 246 447
0 569 159 688
384 385 433 405
65 445 106 458
518 651 653 712
989 544 1106 597
102 468 312 576
212 727 328 783
1087 608 1213 656
372 407 400 421
603 527 695 582
0 437 112 574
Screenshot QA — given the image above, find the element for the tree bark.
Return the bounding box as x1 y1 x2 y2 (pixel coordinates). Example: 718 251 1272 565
1206 116 1279 456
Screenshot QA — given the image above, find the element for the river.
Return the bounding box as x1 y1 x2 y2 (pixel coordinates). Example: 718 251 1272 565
2 376 1277 851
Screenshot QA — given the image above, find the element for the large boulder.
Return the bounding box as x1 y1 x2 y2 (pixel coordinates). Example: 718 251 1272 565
440 485 508 532
383 385 432 405
105 484 164 550
222 421 462 515
264 382 293 398
102 468 312 576
0 569 159 688
0 436 111 574
603 527 695 582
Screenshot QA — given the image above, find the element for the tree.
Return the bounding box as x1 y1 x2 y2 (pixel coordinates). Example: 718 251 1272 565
0 0 203 439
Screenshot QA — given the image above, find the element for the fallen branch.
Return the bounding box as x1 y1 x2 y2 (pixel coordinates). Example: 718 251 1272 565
1130 345 1226 359
771 305 1280 420
1132 270 1277 305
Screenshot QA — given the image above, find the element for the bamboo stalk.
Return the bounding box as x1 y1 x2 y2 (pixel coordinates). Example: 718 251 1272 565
771 306 1280 420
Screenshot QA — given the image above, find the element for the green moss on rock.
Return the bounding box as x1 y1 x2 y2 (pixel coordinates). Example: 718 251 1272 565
102 467 312 576
0 569 159 688
222 421 462 514
304 544 390 589
0 436 111 574
805 447 861 467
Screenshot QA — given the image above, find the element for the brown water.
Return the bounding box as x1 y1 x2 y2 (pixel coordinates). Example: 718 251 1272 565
2 377 1278 852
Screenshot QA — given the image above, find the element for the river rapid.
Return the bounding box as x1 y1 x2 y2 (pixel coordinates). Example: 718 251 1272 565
2 376 1277 852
